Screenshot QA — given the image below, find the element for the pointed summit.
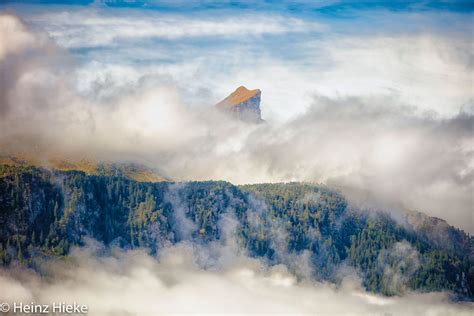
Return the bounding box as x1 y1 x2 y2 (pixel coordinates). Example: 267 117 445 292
215 86 263 123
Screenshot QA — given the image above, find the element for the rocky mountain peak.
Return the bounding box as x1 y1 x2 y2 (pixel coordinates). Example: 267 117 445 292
215 86 263 123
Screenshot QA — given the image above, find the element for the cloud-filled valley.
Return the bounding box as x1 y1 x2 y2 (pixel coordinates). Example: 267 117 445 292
0 3 473 315
1 241 473 316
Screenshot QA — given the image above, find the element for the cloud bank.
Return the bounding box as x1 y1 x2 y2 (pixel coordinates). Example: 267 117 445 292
0 242 472 316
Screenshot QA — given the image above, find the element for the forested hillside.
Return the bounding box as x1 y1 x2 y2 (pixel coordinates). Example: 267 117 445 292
0 165 472 299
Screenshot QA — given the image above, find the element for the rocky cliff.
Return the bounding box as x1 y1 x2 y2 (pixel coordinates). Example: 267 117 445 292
216 86 263 123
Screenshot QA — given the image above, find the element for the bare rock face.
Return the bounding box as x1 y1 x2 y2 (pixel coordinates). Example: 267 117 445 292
215 86 263 123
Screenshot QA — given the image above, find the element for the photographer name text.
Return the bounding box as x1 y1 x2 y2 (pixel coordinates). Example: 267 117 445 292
0 302 88 314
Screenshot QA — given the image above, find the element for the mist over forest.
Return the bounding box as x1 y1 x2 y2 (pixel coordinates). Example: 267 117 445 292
0 1 473 315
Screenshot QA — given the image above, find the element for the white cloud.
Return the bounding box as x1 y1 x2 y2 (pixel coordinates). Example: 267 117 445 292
23 8 323 48
0 244 472 316
306 34 473 117
11 7 471 121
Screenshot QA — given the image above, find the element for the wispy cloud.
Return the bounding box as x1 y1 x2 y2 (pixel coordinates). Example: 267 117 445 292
23 9 323 49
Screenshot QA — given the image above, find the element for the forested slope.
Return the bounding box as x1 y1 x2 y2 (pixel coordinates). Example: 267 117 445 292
0 165 472 299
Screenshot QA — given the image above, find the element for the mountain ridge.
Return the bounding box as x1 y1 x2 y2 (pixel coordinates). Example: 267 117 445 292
0 155 169 183
0 165 472 300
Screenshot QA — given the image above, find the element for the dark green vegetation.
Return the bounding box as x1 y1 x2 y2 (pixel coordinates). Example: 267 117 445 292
0 165 472 299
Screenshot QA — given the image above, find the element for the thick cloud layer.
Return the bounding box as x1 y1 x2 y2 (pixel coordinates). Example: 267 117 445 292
0 242 472 316
0 9 472 236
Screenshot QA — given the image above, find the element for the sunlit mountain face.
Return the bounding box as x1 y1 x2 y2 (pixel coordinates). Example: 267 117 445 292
0 1 473 315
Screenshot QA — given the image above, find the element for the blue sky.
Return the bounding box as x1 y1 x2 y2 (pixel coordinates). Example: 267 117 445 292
3 0 474 12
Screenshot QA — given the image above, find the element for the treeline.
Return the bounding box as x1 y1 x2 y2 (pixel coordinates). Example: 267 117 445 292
0 165 472 299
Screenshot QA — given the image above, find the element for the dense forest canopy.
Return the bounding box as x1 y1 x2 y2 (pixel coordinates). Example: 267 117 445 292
0 165 472 300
